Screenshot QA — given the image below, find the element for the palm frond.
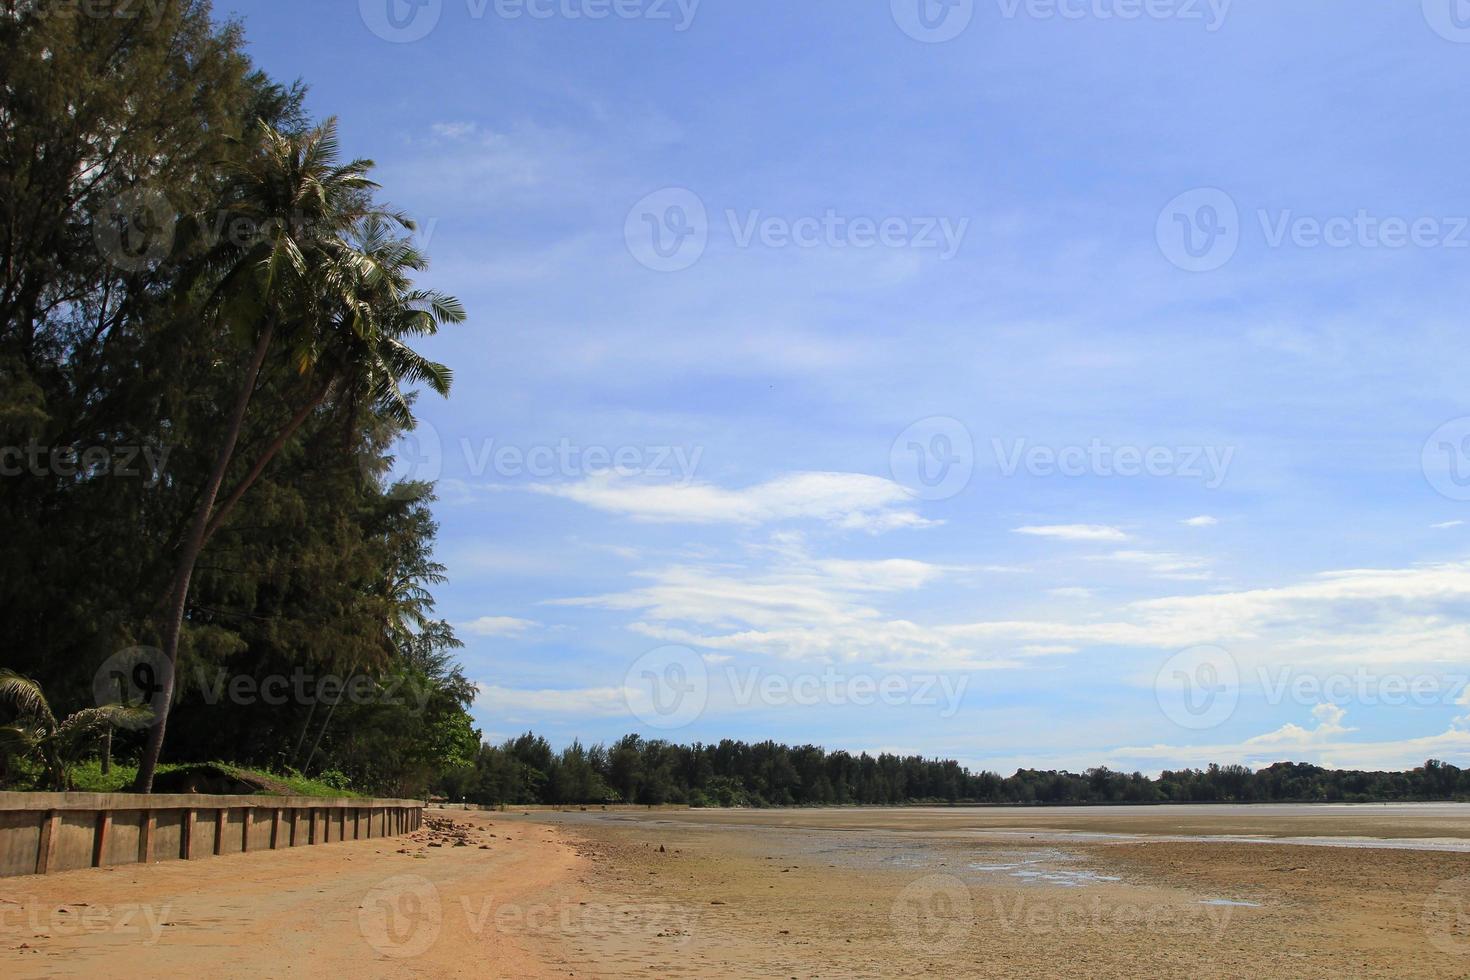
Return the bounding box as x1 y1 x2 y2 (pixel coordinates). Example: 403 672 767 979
0 671 55 728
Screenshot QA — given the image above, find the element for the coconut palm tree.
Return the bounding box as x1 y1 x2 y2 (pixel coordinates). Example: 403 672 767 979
133 122 464 792
0 671 152 791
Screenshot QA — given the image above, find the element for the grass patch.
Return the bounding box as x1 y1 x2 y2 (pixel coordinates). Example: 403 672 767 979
61 760 366 798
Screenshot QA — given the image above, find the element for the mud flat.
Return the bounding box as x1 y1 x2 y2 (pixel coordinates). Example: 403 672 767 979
2 804 1468 978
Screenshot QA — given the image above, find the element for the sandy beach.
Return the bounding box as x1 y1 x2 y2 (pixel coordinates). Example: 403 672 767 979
3 804 1468 978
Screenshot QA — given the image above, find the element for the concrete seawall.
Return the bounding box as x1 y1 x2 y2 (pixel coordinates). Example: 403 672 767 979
0 792 423 877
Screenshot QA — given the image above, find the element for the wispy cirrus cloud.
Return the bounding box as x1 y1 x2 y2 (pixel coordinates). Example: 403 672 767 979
527 472 938 533
556 550 1470 680
1088 550 1213 580
473 683 626 717
1112 705 1470 773
1014 524 1130 542
459 616 540 637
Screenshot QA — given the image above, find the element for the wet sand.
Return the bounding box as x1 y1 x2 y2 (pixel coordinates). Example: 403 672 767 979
3 804 1468 977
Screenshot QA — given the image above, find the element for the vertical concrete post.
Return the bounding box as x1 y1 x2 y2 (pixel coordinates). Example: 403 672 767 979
140 810 155 864
36 809 59 875
93 810 111 867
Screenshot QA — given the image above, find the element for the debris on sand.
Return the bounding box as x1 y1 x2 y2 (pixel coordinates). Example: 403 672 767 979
398 815 488 855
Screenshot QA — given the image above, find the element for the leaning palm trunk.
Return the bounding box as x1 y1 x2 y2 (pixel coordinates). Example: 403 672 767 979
204 378 333 542
133 320 275 793
301 672 352 776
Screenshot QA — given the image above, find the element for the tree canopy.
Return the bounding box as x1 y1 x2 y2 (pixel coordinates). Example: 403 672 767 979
458 734 1470 808
0 0 477 798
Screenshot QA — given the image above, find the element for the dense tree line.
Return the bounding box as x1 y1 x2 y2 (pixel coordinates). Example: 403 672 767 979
0 2 478 796
453 734 1470 807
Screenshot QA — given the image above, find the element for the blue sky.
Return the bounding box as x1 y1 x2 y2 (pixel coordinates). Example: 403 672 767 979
226 0 1470 774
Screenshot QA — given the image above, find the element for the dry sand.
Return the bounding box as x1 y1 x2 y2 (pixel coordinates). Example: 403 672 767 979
3 804 1468 978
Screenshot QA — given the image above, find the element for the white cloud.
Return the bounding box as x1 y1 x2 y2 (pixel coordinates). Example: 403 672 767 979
1014 524 1130 542
431 121 479 140
1432 520 1464 529
474 683 626 716
1090 550 1212 580
528 472 936 533
1182 515 1219 527
559 552 1470 681
460 616 540 637
555 545 1018 669
1048 587 1095 599
1113 706 1470 773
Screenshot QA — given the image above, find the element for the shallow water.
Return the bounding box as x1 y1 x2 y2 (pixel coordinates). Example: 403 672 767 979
971 829 1470 853
968 848 1124 887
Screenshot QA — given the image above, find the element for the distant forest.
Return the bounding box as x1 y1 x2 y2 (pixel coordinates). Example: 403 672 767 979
455 733 1470 807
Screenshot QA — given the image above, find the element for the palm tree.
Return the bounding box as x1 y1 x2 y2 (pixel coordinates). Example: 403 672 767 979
133 122 464 792
0 672 151 791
